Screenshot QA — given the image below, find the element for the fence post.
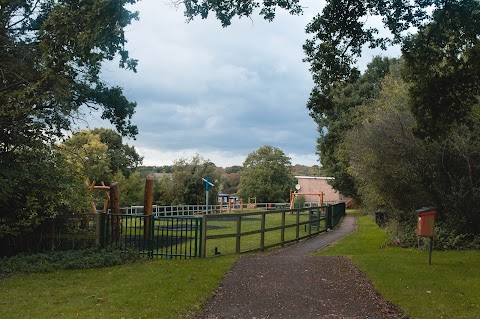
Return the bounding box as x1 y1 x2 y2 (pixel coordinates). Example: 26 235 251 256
327 205 333 229
260 213 266 249
98 212 106 247
109 182 121 242
236 215 241 253
143 175 154 246
308 208 312 235
295 209 300 240
201 214 207 258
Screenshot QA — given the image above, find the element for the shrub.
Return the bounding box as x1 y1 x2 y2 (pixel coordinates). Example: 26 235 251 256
384 217 480 250
0 246 141 278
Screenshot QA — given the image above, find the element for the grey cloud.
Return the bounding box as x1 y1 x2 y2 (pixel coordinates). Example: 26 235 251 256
98 1 324 166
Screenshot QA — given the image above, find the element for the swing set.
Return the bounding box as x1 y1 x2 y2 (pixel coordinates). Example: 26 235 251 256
289 190 324 209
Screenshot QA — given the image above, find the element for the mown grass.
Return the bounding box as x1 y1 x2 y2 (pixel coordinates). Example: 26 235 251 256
204 210 326 256
315 213 480 319
0 256 238 319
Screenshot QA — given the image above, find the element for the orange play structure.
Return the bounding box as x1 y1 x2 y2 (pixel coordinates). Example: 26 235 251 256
289 191 324 209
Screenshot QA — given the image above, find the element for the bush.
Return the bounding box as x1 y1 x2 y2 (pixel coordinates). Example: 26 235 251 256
0 246 141 278
293 195 306 208
384 217 480 250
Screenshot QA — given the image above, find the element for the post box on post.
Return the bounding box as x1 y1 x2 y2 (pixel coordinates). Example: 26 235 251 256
415 207 438 265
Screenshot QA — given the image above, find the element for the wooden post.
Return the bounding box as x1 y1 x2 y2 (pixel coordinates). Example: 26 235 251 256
260 213 266 249
143 175 154 243
109 182 121 242
236 215 241 253
295 210 300 240
240 199 243 212
101 181 110 213
219 199 223 214
289 190 293 210
85 179 97 214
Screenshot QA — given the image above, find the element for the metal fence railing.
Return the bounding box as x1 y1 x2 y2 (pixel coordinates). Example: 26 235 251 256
0 202 345 257
328 202 346 229
103 213 202 259
102 202 346 259
122 202 342 216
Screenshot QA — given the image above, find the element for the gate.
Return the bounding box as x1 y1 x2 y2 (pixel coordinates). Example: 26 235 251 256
102 213 202 259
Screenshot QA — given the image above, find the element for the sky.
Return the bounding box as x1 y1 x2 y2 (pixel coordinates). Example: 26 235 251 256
84 0 399 168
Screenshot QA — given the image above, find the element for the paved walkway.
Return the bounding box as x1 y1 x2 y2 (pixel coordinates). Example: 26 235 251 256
199 215 407 319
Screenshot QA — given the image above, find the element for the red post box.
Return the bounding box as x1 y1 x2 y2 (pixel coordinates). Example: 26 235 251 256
416 207 438 237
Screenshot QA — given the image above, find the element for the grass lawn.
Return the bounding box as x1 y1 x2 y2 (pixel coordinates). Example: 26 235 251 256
0 256 238 319
315 213 480 319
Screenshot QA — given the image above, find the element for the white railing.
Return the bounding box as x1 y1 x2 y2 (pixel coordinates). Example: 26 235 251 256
120 202 333 216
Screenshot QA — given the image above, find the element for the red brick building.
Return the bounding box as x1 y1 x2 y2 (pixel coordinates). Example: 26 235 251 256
295 176 349 203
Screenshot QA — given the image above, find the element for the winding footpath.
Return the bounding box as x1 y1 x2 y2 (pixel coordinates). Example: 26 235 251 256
198 215 407 319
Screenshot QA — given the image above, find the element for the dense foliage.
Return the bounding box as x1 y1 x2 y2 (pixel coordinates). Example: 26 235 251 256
0 0 139 254
1 0 139 143
344 65 480 247
59 128 143 184
164 155 219 205
0 247 140 278
238 145 295 203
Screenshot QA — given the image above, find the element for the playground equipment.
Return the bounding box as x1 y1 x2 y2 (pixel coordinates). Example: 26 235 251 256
289 191 324 209
218 195 242 213
247 197 257 209
85 179 111 213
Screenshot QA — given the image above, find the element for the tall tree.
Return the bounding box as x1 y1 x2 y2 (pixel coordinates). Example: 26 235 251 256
0 0 140 242
91 128 143 178
0 148 88 239
402 0 480 137
317 57 399 197
112 171 144 207
345 68 480 243
59 129 142 184
1 0 139 152
168 155 219 205
59 130 112 183
238 145 295 203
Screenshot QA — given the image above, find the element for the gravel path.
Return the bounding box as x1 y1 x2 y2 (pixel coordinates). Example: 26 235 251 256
198 215 408 319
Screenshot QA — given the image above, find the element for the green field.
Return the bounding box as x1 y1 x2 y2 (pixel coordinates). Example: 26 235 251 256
316 213 480 319
0 256 237 319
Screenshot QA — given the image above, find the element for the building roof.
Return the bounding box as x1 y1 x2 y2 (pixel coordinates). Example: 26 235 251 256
295 176 334 180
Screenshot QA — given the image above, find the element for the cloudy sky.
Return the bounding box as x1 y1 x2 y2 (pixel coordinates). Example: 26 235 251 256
86 1 398 168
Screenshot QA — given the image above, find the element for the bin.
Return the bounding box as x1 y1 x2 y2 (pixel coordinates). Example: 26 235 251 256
375 212 387 226
416 207 438 237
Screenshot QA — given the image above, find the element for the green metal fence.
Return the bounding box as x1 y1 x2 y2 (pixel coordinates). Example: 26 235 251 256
103 213 202 259
102 202 345 259
326 202 346 229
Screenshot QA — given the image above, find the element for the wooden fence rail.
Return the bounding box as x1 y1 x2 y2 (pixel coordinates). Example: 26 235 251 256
200 204 346 257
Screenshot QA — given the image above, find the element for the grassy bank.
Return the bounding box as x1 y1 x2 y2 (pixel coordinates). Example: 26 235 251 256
316 214 480 319
0 256 237 319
